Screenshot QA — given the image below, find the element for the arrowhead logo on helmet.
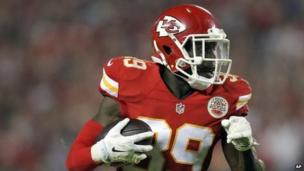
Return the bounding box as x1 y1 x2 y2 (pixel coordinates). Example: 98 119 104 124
156 16 186 37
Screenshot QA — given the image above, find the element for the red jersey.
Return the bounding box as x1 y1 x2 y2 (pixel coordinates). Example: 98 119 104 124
99 56 252 171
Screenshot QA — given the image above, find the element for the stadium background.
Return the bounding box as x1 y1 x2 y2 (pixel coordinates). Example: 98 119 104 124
0 0 303 171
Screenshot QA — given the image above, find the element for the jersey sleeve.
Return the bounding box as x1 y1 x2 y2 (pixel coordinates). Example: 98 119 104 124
98 58 122 98
98 56 157 102
225 75 252 116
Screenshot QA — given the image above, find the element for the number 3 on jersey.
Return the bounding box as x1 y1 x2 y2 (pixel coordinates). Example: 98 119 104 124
138 117 215 171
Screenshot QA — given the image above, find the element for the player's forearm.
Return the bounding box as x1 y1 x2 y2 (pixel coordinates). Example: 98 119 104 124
228 148 265 171
66 147 97 171
66 96 121 170
66 120 103 171
238 148 265 171
222 140 264 171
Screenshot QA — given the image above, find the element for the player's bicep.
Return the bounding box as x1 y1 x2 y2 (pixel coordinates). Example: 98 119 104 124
93 95 121 125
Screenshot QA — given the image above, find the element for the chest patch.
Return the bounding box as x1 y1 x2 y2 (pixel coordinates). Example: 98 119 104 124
207 96 229 118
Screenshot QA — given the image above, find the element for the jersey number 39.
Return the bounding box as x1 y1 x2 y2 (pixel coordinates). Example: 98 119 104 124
138 117 215 171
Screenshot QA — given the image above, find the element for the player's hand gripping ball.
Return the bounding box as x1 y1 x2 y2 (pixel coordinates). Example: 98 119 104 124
91 118 153 166
100 118 153 145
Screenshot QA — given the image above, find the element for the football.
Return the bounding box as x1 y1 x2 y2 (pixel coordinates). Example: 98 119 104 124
100 118 153 145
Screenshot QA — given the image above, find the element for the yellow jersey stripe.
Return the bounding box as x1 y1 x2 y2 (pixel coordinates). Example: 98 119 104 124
102 77 118 93
99 69 119 97
236 94 252 110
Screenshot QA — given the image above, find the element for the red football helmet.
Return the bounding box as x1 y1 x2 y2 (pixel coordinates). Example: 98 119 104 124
151 4 231 90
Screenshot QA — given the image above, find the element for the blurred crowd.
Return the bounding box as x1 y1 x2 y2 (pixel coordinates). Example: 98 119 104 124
0 0 303 171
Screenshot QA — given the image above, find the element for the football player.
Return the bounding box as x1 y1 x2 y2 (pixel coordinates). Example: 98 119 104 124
66 4 265 171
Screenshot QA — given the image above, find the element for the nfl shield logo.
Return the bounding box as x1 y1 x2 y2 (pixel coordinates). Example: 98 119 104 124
176 102 185 114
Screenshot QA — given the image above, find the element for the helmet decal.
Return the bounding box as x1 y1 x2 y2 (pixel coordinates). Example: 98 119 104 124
156 16 186 37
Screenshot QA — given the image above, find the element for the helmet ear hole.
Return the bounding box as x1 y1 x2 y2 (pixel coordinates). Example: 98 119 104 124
163 45 172 55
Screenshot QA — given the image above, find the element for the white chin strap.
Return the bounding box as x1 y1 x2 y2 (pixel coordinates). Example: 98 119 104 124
186 77 211 90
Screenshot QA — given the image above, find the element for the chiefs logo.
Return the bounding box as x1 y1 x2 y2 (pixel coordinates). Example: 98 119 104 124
156 16 186 37
207 96 229 118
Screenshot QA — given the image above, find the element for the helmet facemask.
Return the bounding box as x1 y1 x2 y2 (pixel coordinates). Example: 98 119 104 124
173 28 232 90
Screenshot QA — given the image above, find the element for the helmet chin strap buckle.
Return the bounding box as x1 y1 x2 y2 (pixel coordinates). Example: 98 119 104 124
207 27 227 39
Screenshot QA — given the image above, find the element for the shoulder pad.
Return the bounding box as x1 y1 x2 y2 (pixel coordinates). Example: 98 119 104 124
99 56 158 102
224 74 251 95
223 74 252 114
